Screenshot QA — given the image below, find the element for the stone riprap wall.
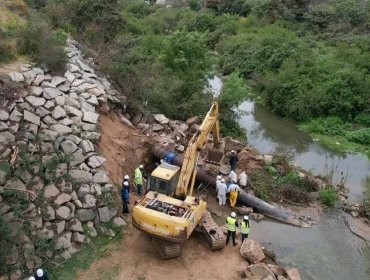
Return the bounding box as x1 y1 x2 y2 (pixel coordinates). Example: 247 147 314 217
0 39 125 279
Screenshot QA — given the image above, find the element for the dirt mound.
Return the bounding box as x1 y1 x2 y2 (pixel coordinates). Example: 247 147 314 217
97 112 150 185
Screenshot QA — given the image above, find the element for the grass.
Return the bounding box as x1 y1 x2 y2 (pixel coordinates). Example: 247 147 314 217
48 227 124 280
307 132 370 159
319 187 337 206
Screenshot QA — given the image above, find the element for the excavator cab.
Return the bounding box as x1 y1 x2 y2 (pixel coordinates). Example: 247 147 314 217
148 163 180 196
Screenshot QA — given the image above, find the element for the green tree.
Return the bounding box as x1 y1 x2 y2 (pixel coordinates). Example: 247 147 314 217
218 73 250 139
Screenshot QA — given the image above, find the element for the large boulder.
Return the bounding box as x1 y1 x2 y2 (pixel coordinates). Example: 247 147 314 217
60 140 78 154
44 183 60 199
286 268 302 280
50 124 72 135
56 206 71 220
24 110 41 126
9 72 24 82
44 206 55 221
87 155 106 168
73 232 89 244
240 239 265 264
69 169 92 183
0 131 15 142
224 136 245 152
56 231 72 249
43 88 63 99
52 106 67 120
79 139 95 153
98 206 111 223
186 116 199 126
83 194 97 208
67 218 84 232
93 171 109 184
246 263 276 280
52 220 66 234
54 193 72 205
82 111 99 124
70 149 85 166
267 264 284 277
0 109 9 121
154 114 169 125
76 209 95 222
86 221 97 237
25 96 46 107
112 216 127 227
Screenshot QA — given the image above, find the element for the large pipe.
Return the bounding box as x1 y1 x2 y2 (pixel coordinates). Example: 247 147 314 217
152 146 310 228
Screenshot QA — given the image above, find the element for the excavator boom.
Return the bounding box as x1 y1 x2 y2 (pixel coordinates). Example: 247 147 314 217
175 102 220 198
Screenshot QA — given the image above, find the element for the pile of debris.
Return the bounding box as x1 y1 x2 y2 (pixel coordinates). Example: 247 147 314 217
0 39 125 279
240 239 302 280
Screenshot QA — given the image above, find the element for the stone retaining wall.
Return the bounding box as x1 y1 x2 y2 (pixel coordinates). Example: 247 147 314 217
0 39 125 279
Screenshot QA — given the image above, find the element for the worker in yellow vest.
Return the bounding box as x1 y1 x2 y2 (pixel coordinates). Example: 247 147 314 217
241 216 250 242
134 164 144 196
226 212 239 246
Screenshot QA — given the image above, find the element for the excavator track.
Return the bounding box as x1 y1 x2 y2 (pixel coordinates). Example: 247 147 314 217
152 238 181 259
196 211 226 250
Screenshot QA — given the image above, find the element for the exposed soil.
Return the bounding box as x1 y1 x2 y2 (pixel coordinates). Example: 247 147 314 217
82 112 247 279
77 213 246 280
97 112 150 185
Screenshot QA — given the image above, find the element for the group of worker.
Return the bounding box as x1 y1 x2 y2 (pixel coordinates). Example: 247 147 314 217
226 212 250 246
27 268 48 280
120 164 145 214
215 170 248 208
214 150 248 208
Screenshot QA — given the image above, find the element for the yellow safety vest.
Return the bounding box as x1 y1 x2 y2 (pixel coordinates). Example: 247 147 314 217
241 221 250 234
227 217 236 232
134 168 143 185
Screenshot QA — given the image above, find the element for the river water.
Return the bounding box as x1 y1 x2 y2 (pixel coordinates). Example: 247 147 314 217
209 77 370 280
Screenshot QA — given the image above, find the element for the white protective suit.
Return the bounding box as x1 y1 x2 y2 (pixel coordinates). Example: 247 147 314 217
229 171 237 182
216 182 227 206
239 171 248 188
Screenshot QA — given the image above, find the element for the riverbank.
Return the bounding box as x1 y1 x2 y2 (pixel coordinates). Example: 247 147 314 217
299 125 370 159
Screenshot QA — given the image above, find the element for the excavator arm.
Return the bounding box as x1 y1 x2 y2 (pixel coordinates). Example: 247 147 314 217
175 102 220 198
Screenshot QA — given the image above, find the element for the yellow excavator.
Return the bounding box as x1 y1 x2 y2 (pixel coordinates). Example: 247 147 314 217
132 102 225 258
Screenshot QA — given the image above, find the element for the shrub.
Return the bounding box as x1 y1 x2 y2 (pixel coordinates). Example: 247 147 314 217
319 187 337 206
345 128 370 145
301 117 351 136
355 111 370 126
0 39 14 63
189 0 202 11
18 13 67 73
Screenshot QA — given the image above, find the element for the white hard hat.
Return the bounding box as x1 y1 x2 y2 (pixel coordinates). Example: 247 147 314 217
139 164 144 169
123 181 129 186
221 178 225 183
244 216 249 220
230 171 235 174
124 175 129 180
216 175 221 180
36 269 43 277
29 277 36 280
231 212 236 218
231 150 235 153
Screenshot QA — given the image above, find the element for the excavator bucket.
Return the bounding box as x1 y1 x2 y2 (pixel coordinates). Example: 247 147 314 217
204 149 223 166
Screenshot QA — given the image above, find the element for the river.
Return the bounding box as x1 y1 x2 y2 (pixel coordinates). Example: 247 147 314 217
209 77 370 280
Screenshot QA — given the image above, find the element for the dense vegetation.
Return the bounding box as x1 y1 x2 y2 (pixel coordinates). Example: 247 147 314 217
1 0 369 147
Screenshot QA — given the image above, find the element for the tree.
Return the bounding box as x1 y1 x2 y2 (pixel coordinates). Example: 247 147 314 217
162 29 213 97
